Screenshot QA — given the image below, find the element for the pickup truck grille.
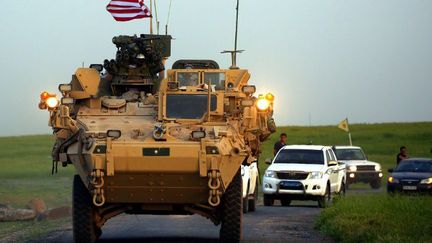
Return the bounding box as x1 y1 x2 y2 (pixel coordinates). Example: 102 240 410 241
277 171 309 180
356 165 375 171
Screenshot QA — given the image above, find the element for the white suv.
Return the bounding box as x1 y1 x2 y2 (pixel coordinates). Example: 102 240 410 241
241 161 259 213
263 145 346 208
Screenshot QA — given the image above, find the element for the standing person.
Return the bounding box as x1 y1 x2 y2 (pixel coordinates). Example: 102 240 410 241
396 146 409 165
274 133 287 156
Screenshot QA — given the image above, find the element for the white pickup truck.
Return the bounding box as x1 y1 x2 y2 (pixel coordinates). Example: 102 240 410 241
333 146 383 189
241 161 259 213
263 145 346 208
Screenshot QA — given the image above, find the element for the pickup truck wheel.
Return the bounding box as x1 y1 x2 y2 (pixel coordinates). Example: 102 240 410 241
242 198 249 214
370 180 382 189
248 181 258 212
220 169 243 242
281 199 291 206
263 195 274 206
339 182 346 196
318 184 331 208
73 175 100 243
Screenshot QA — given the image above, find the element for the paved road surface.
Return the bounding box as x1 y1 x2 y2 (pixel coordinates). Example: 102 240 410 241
44 204 332 243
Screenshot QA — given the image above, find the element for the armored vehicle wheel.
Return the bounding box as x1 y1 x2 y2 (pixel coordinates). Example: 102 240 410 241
73 175 100 243
281 199 291 206
248 181 258 212
370 180 382 189
318 184 331 208
263 195 274 206
220 169 243 242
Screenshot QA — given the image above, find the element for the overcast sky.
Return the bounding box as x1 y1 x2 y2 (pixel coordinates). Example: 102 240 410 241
0 0 431 136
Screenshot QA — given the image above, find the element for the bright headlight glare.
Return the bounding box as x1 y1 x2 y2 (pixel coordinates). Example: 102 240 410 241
256 98 270 111
388 177 399 183
310 171 323 179
348 165 357 172
375 164 381 171
420 177 432 184
264 170 277 178
46 96 59 108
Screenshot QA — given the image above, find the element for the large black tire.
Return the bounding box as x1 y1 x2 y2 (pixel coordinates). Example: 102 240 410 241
370 180 382 189
220 170 243 242
263 195 274 206
248 181 258 212
318 183 331 208
73 175 100 243
281 199 291 206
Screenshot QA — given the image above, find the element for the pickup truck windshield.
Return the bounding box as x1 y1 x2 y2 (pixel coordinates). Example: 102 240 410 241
335 149 366 160
274 149 324 164
166 94 216 119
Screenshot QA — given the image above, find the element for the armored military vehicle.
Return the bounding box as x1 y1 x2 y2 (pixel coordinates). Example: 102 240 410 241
39 34 276 242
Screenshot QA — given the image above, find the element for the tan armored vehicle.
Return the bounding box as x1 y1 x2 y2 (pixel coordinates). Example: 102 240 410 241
39 34 276 242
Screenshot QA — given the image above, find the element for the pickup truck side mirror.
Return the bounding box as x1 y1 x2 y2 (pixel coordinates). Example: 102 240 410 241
328 160 338 166
388 168 394 173
265 158 272 165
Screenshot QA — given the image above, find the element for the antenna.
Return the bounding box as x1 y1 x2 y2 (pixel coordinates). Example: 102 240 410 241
222 0 243 69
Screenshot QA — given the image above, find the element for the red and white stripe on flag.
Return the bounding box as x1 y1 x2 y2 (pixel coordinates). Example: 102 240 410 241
106 0 151 22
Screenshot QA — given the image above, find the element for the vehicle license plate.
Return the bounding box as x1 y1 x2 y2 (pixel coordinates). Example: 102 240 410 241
281 181 299 186
402 186 417 191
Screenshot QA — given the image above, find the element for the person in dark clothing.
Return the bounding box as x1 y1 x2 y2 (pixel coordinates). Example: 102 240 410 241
396 146 409 165
273 133 287 156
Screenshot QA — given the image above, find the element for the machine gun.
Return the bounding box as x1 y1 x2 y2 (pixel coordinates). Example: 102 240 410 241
103 34 172 95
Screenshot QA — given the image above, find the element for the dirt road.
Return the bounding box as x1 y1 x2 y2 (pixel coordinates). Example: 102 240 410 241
42 204 331 243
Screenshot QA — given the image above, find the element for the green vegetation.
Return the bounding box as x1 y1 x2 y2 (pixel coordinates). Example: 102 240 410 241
316 194 432 242
0 135 74 208
0 135 74 240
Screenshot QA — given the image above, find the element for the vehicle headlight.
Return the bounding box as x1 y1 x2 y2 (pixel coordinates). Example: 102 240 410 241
348 165 357 172
420 177 432 184
256 97 270 111
46 96 60 108
388 177 399 183
375 164 381 171
264 170 277 178
310 171 323 179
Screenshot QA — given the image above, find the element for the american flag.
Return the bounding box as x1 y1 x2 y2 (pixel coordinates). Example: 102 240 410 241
106 0 151 22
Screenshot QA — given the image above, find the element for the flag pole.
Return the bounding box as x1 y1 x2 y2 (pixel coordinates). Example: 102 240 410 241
347 117 352 146
150 0 153 34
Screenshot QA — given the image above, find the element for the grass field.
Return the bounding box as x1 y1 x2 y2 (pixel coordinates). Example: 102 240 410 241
316 194 432 242
0 122 431 240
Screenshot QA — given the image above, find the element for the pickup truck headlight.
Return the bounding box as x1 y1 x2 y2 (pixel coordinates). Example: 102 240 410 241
264 170 277 178
348 165 357 172
420 177 432 184
310 171 323 179
374 164 381 171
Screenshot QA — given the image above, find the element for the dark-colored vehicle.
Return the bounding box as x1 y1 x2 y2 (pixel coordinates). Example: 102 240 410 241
387 158 432 193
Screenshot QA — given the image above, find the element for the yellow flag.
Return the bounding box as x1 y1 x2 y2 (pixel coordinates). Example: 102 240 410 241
338 118 349 132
